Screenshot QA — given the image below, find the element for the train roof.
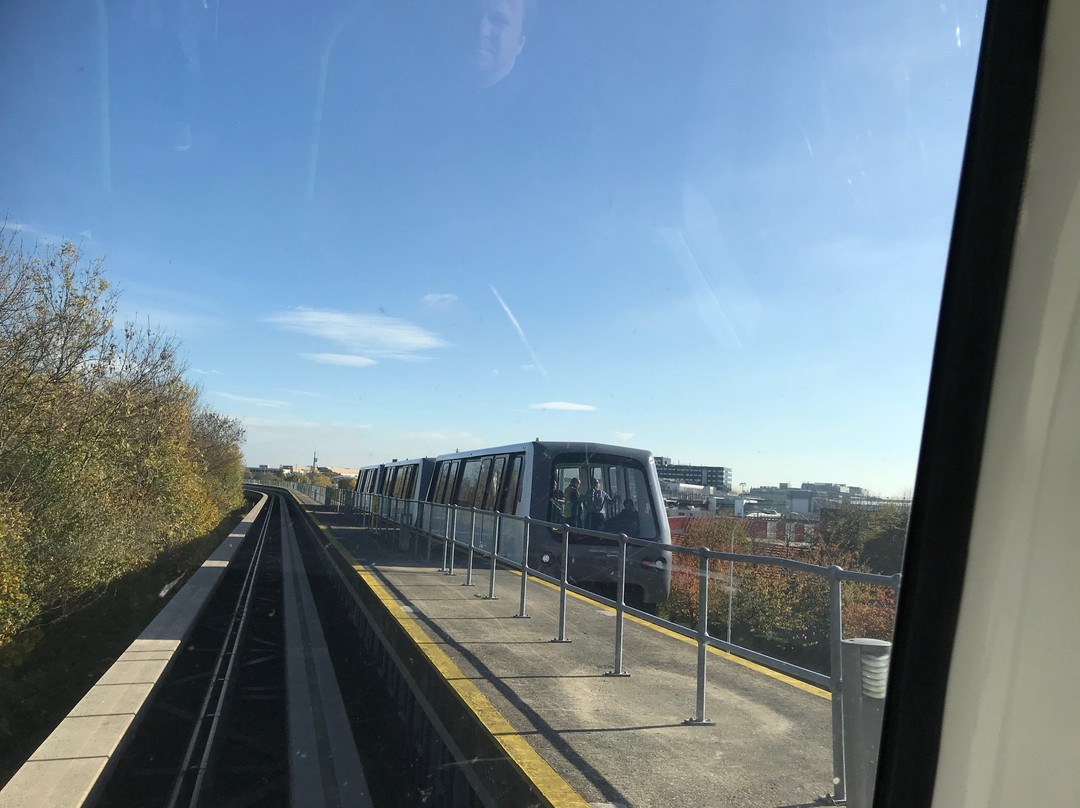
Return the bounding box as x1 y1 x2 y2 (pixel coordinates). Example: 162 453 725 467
431 440 657 464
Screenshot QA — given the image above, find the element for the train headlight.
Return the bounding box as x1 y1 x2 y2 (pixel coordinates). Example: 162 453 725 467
541 553 552 564
641 558 666 570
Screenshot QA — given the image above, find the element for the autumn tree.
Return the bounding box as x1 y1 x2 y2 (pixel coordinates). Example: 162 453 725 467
0 233 245 644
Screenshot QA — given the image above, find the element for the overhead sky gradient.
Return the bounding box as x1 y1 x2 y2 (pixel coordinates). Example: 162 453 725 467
0 0 986 495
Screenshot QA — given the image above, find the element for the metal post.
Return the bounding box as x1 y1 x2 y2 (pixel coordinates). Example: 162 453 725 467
440 506 450 572
727 521 737 645
480 513 499 600
513 519 531 618
463 509 476 586
446 507 458 575
605 536 631 677
828 566 847 804
412 501 421 556
841 638 891 808
685 550 714 724
424 502 433 561
552 524 571 643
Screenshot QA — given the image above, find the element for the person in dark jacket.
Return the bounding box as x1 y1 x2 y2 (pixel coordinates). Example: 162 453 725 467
563 478 582 527
605 497 641 536
585 478 613 530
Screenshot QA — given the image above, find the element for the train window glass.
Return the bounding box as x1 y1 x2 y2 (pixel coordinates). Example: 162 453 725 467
472 457 493 508
433 462 450 503
436 460 461 504
553 456 659 540
483 456 506 511
445 461 461 504
458 459 484 507
499 455 524 514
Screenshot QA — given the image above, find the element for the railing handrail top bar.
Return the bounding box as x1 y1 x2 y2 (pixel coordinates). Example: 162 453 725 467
266 487 901 586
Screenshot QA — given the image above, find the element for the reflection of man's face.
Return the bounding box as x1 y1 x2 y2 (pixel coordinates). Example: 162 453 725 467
475 0 526 86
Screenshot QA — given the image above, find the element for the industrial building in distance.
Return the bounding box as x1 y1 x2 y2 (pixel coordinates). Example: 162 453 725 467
654 457 733 491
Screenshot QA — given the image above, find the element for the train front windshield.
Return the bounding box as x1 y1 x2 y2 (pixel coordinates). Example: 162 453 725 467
551 456 659 540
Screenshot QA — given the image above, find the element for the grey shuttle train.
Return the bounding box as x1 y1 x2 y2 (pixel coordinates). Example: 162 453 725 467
354 440 672 609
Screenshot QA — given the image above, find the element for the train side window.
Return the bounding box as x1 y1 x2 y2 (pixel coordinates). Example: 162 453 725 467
458 459 484 506
472 457 493 508
482 456 506 511
432 462 449 502
404 465 417 498
445 460 461 504
498 454 524 514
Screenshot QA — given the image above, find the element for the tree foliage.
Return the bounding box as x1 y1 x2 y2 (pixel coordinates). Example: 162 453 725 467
664 508 904 674
0 233 246 645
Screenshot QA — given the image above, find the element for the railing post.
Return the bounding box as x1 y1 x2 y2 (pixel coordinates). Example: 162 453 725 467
727 521 737 645
463 508 476 586
480 513 500 600
605 535 631 677
684 550 714 724
513 518 531 618
440 506 451 572
424 503 434 561
552 524 571 643
828 565 847 805
446 507 459 575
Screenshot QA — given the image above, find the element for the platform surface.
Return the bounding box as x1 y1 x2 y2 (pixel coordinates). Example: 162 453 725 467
307 503 833 808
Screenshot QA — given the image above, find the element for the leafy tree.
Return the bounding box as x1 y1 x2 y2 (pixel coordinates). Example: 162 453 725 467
665 511 898 673
0 233 245 644
859 504 908 573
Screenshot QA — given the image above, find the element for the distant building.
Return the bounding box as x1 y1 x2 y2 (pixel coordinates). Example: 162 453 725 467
655 457 732 491
739 481 907 518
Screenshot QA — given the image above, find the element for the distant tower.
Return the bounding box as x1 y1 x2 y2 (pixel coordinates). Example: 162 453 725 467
311 449 318 477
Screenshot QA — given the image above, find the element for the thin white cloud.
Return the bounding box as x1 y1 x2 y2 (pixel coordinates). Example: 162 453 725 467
241 415 371 430
301 353 377 367
490 286 548 379
193 368 223 376
423 293 458 309
123 308 224 332
215 392 290 408
614 431 635 441
4 221 61 245
530 402 597 411
241 415 321 428
266 308 446 360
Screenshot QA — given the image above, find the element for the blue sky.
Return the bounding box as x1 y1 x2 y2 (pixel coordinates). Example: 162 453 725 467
1 0 986 496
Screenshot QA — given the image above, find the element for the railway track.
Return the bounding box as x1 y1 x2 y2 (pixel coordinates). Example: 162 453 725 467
94 492 372 808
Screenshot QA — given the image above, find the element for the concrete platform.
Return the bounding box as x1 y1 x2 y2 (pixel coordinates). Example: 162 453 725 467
303 503 833 808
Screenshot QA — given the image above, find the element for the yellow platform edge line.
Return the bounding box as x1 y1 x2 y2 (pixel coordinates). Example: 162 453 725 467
291 499 590 808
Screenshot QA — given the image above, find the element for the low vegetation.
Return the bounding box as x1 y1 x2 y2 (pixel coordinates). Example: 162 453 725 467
0 232 246 649
663 506 905 674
